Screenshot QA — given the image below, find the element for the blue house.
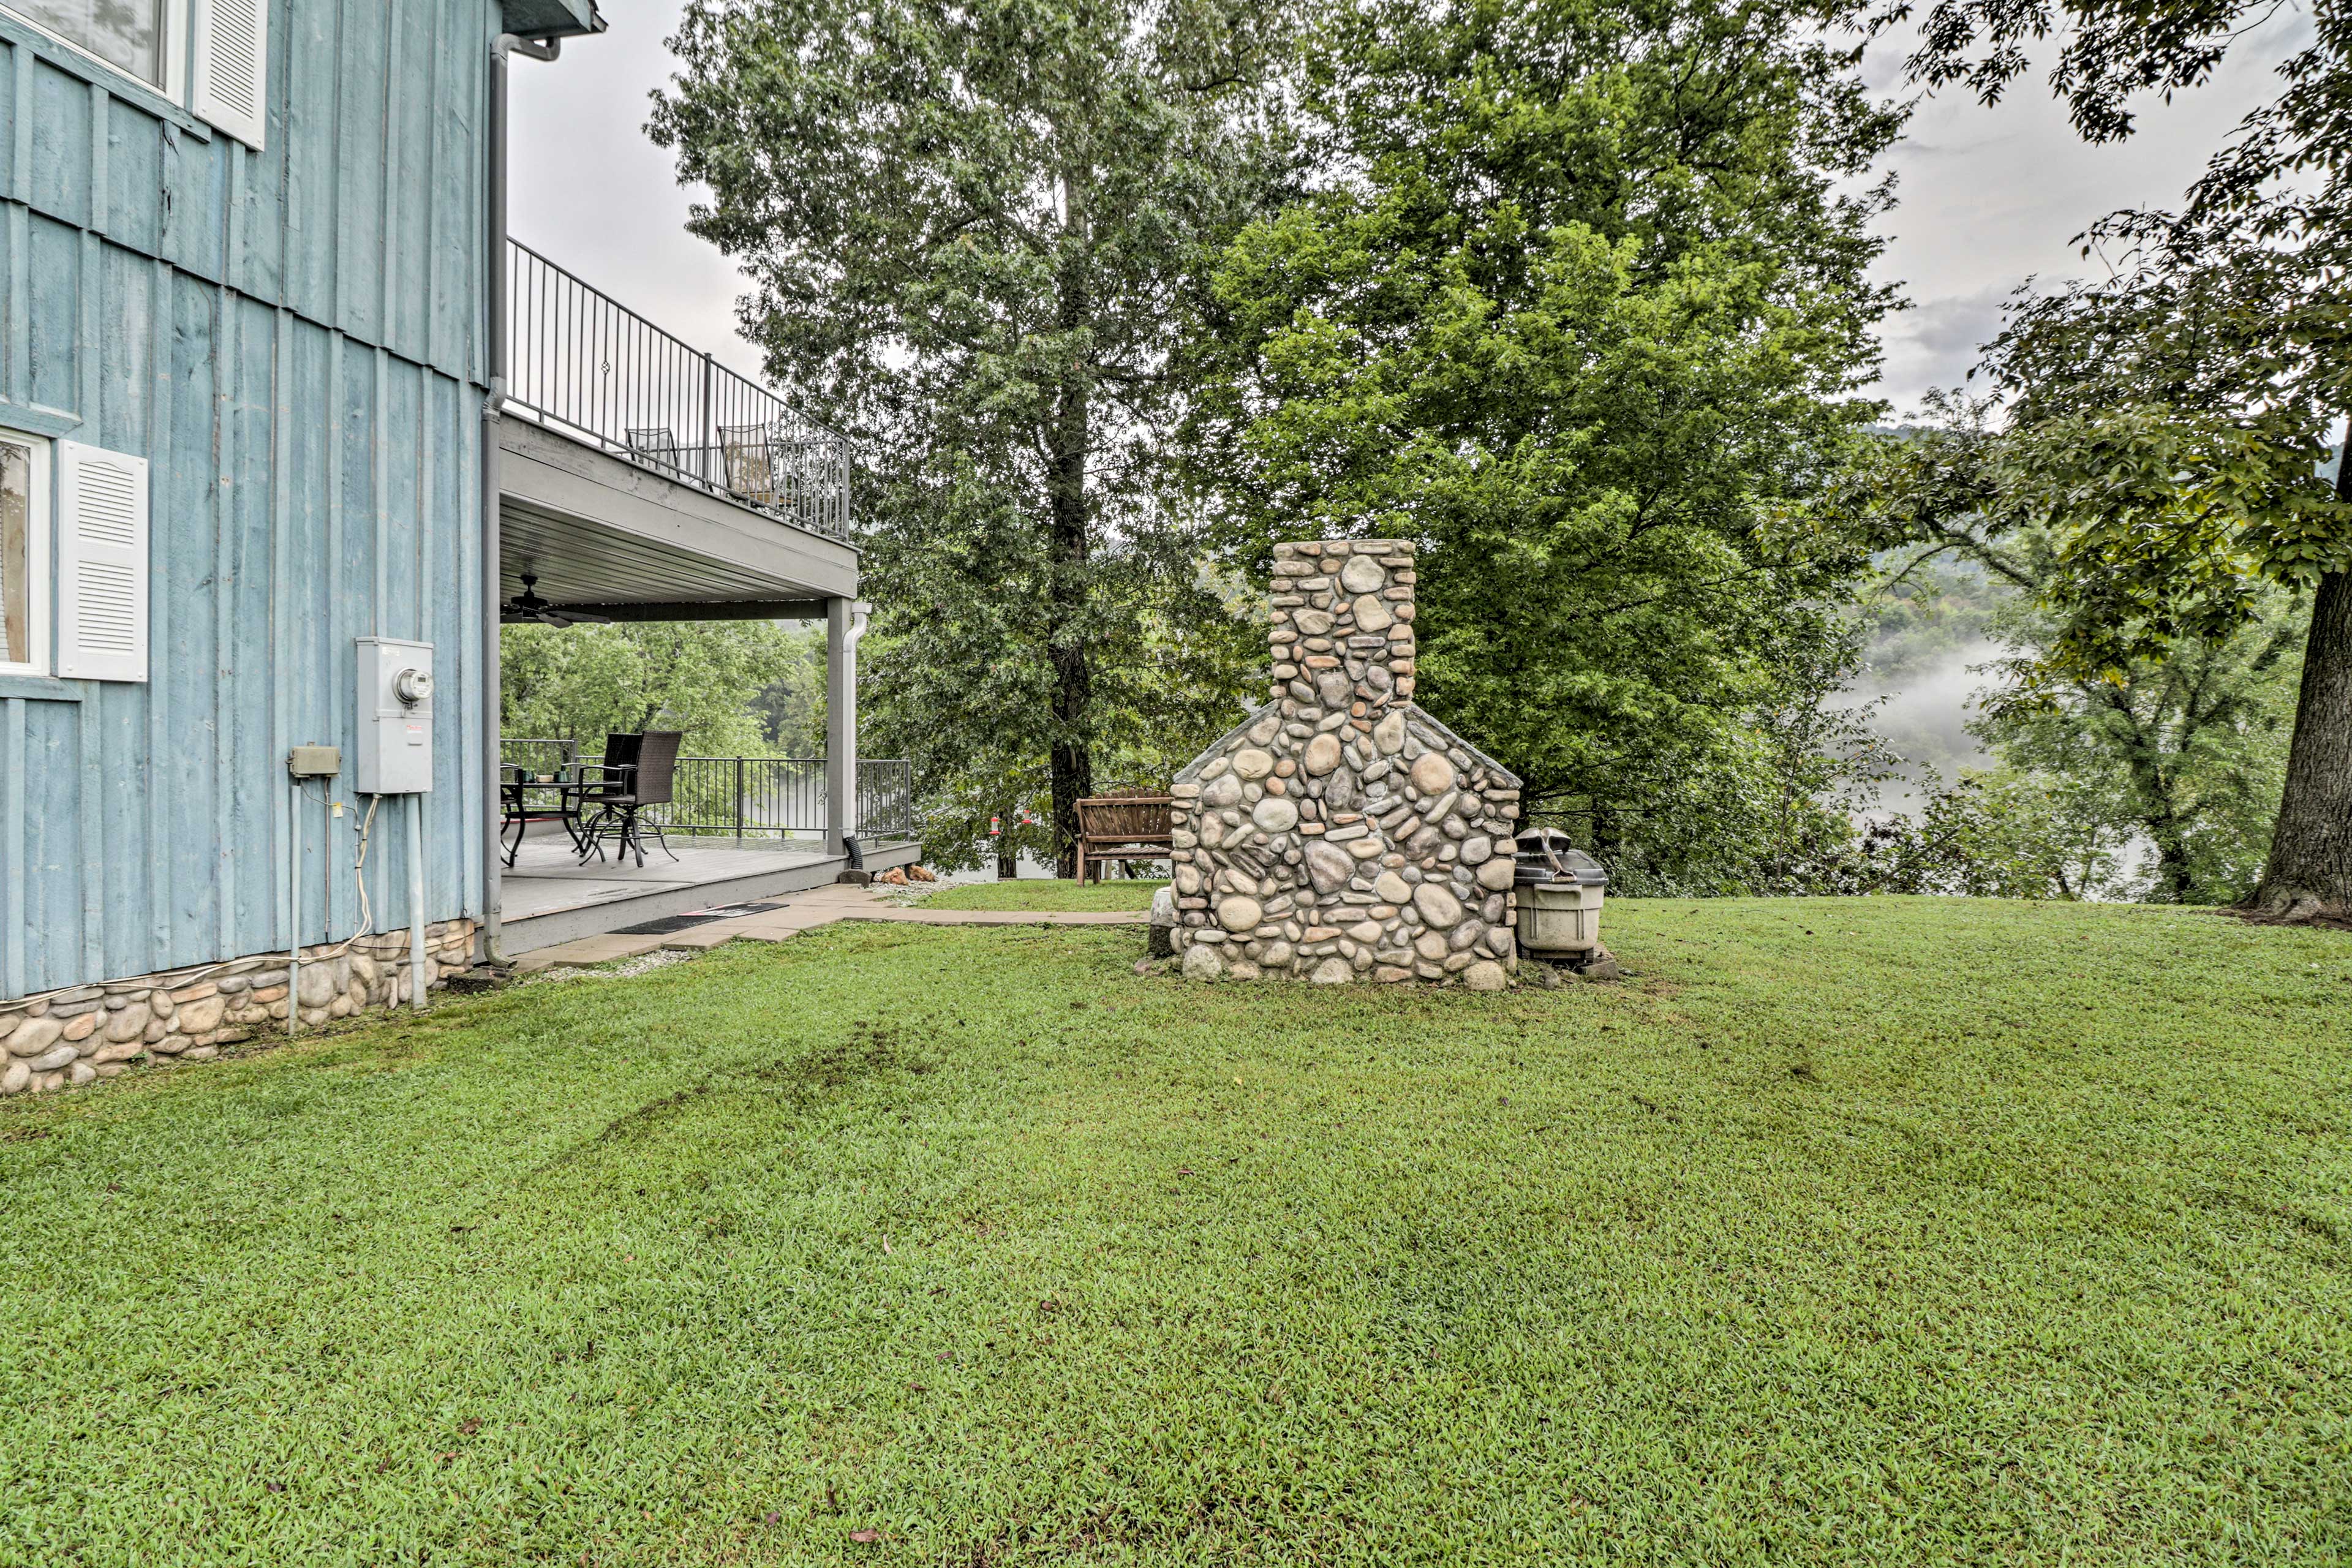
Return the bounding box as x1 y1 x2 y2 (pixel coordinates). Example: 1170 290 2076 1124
0 0 907 1091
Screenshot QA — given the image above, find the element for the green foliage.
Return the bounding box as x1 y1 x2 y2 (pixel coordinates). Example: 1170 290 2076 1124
1877 768 2131 897
1959 235 2345 677
1853 405 2314 903
499 620 824 760
1550 611 1910 897
3 904 2348 1559
747 629 829 756
1889 0 2269 145
651 0 1288 872
1972 595 2307 903
1863 551 2010 685
1885 0 2352 913
1191 0 1907 888
858 533 1263 872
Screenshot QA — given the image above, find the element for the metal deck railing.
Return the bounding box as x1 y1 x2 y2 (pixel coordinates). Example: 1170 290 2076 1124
502 241 852 540
502 741 914 840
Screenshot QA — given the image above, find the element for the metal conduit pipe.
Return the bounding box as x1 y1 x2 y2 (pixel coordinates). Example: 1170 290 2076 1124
479 32 562 967
288 785 303 1037
409 794 429 1009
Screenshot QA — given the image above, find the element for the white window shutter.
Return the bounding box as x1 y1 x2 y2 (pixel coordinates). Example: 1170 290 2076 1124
190 0 269 150
55 442 149 684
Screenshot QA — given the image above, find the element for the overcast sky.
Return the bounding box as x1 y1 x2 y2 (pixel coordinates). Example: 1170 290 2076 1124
508 3 2307 416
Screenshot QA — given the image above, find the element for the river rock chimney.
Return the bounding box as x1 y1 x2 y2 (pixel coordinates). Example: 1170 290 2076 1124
1167 540 1521 987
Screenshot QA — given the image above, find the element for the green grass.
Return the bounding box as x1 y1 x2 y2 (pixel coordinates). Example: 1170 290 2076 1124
1 899 2348 1565
911 877 1167 911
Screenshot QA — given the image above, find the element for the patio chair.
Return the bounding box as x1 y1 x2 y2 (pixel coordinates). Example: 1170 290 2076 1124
578 731 683 869
1074 787 1175 882
718 423 779 505
568 733 641 863
625 426 680 472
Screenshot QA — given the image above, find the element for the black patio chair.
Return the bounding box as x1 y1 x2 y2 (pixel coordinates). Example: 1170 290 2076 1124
577 731 682 868
625 426 681 473
568 733 640 863
717 423 778 503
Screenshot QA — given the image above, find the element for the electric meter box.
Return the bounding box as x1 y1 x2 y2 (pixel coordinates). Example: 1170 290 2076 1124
356 638 435 794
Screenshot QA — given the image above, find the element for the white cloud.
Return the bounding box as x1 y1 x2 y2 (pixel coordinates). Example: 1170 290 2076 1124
1876 284 2018 413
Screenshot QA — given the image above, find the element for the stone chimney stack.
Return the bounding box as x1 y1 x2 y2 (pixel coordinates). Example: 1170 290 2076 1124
1163 534 1518 988
1269 539 1417 720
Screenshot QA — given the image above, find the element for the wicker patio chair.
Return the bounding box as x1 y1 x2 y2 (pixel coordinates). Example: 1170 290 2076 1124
718 423 779 505
577 731 683 869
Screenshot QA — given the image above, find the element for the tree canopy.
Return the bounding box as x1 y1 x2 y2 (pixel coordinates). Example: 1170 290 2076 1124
1190 0 1907 881
1886 0 2352 916
652 0 1289 872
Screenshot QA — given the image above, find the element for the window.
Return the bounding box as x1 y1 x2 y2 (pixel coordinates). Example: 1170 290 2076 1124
2 0 266 148
0 432 48 676
3 0 173 91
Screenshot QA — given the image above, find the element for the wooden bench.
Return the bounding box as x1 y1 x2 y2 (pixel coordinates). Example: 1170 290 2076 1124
1075 790 1174 883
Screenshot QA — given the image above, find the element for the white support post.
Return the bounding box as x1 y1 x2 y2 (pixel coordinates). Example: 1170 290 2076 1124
825 597 859 857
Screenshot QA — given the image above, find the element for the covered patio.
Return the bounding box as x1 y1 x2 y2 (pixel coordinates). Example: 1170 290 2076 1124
500 837 837 947
488 241 916 955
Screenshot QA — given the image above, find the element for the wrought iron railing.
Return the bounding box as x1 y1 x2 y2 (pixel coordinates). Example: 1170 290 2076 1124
858 759 917 840
503 742 914 842
502 737 578 778
665 756 827 837
503 240 853 540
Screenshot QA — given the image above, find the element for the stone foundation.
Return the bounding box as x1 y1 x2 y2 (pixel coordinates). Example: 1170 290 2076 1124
1169 539 1522 986
0 919 478 1096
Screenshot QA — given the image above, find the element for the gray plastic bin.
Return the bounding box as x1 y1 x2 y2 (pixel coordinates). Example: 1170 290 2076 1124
1513 829 1609 956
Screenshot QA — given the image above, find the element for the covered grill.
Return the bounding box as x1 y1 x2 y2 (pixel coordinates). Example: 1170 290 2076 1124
1513 828 1609 956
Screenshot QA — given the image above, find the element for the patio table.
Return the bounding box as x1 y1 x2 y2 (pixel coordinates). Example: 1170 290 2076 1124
500 770 594 866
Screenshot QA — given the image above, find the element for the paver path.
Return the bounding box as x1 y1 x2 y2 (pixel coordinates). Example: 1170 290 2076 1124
511 885 1145 973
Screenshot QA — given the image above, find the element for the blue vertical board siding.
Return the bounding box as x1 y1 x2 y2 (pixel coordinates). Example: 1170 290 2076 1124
28 62 86 225
0 0 502 995
104 99 164 259
24 213 73 411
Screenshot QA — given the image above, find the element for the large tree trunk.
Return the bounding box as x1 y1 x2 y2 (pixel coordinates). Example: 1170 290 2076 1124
2253 567 2352 918
1046 230 1094 880
2146 818 2195 904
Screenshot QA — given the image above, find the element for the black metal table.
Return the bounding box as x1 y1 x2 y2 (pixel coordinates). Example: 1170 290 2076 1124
500 772 594 866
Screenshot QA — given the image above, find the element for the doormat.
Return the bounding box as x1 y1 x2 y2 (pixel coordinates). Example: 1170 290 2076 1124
610 900 788 936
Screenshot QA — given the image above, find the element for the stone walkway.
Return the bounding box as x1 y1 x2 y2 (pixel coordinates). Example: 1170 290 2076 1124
510 885 1147 973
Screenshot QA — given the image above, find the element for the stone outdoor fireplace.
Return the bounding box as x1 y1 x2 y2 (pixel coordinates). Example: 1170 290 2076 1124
1167 540 1522 987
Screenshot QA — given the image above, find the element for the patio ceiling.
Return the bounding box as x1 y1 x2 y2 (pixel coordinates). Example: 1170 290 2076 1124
497 416 858 620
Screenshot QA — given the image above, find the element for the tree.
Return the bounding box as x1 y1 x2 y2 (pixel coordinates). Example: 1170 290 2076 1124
1974 604 2305 903
500 620 816 761
1886 0 2352 916
651 0 1286 875
1839 769 2126 898
1188 0 1907 889
748 626 829 756
1856 396 2312 903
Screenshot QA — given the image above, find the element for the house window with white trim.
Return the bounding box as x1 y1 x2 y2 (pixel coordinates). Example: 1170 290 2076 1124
0 432 48 676
2 1 266 149
3 0 176 92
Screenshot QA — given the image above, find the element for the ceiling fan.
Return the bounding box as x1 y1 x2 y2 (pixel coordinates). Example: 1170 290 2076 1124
501 573 613 627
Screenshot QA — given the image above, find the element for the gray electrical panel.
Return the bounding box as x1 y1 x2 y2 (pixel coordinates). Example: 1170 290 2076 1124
355 638 434 794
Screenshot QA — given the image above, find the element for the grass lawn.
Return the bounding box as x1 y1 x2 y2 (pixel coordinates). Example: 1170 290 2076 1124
2 899 2347 1564
910 878 1169 912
